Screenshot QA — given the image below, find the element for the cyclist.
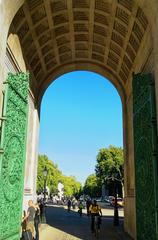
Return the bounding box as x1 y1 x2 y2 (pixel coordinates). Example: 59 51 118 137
78 201 84 216
89 200 102 233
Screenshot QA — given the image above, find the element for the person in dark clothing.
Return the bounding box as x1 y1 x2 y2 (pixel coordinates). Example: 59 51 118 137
67 199 71 211
39 201 44 222
86 199 92 216
34 203 40 240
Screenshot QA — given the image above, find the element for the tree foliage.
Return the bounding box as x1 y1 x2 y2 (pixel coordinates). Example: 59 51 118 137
63 175 82 197
83 174 101 198
37 155 82 196
95 145 124 196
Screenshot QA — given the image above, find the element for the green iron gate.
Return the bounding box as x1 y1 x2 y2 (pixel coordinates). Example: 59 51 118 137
133 73 158 239
0 72 29 240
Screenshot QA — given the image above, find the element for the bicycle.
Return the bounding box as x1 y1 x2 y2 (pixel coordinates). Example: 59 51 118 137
94 215 101 238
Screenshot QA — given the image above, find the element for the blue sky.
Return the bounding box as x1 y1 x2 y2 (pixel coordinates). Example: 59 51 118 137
39 71 123 185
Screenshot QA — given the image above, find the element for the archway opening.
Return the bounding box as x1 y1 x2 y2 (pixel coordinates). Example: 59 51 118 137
1 0 156 239
38 70 125 238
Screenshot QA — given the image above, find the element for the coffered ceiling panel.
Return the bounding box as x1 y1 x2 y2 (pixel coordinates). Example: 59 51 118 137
10 0 150 97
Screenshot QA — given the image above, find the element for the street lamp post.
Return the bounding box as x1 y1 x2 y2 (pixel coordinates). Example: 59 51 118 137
113 176 119 226
43 166 48 203
105 171 120 226
113 171 120 226
42 166 48 223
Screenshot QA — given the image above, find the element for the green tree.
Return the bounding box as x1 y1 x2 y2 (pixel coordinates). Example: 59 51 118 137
37 155 62 194
36 154 82 197
61 175 82 197
95 145 124 196
83 174 101 198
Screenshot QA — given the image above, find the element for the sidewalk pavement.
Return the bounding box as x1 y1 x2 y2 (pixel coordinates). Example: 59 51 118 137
39 205 132 240
39 221 132 240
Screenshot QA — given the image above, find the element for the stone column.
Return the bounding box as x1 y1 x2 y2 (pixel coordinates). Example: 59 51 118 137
123 91 136 239
23 94 39 211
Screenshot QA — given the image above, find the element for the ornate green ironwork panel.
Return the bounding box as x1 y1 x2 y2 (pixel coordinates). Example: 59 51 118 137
0 73 29 240
133 73 158 240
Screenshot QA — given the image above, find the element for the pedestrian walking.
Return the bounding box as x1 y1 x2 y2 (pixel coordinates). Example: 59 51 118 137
23 200 36 240
34 203 40 240
21 210 32 240
39 200 44 222
67 199 71 212
86 198 92 216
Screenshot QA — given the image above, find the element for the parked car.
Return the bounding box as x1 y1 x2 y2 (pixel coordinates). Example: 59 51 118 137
111 197 124 207
96 197 102 202
104 196 114 204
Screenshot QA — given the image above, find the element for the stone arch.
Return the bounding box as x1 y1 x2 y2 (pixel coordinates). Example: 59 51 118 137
38 61 126 106
7 0 154 100
1 0 158 239
1 1 157 90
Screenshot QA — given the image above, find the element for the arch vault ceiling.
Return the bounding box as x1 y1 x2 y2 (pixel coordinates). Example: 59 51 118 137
10 0 149 100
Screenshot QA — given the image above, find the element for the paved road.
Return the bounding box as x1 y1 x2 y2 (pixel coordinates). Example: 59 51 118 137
39 205 132 240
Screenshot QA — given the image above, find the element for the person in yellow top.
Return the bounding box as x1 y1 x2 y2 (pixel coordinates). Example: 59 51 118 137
89 200 102 233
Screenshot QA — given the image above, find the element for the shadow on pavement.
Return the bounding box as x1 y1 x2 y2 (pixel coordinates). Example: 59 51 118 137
44 205 133 240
